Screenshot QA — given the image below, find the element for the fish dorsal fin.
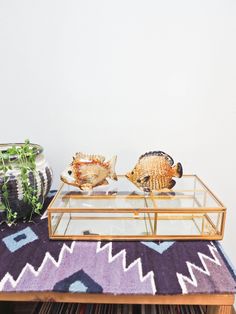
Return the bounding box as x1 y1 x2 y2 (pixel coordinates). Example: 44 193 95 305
75 152 105 163
139 151 174 165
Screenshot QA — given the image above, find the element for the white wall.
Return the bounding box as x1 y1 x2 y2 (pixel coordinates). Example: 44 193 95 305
0 1 236 266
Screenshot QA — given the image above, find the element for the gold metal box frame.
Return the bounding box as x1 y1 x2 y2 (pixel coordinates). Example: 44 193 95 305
47 175 226 241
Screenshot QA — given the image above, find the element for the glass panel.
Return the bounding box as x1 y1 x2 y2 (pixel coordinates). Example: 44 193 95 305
50 211 221 238
194 179 222 208
153 198 193 209
152 213 202 236
52 213 71 235
53 196 153 209
50 175 222 210
203 213 222 235
51 212 154 236
194 190 205 207
145 212 219 236
50 212 64 234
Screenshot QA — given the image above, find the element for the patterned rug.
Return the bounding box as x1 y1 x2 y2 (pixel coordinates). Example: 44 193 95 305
0 193 235 296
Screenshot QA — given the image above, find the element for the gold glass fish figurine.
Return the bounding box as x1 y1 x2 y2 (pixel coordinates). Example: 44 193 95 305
126 151 183 192
61 152 117 190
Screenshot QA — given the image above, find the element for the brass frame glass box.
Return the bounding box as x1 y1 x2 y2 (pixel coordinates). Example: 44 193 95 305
48 175 226 240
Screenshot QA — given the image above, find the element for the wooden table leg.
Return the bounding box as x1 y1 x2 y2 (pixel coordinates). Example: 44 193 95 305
207 305 233 314
218 306 233 314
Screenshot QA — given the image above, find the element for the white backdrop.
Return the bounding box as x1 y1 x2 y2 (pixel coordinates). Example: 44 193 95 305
0 1 236 266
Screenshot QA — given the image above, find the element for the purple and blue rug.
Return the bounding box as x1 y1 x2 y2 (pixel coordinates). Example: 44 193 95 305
0 194 235 295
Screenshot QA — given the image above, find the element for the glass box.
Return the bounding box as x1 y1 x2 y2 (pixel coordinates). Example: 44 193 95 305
47 175 226 240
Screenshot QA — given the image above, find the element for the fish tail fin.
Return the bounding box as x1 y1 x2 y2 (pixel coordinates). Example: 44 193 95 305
173 162 183 178
108 155 118 180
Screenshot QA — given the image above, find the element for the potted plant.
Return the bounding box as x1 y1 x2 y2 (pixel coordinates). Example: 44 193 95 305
0 140 52 225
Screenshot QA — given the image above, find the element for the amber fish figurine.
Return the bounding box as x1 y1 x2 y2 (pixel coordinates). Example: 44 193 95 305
126 151 183 192
61 152 117 190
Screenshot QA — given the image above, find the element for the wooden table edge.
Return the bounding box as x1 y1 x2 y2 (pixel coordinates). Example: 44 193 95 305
0 292 234 305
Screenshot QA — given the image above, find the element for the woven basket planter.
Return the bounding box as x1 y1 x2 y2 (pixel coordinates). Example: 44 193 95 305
0 143 52 221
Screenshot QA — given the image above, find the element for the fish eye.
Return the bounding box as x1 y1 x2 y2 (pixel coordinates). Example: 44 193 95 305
68 170 72 175
131 171 134 175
